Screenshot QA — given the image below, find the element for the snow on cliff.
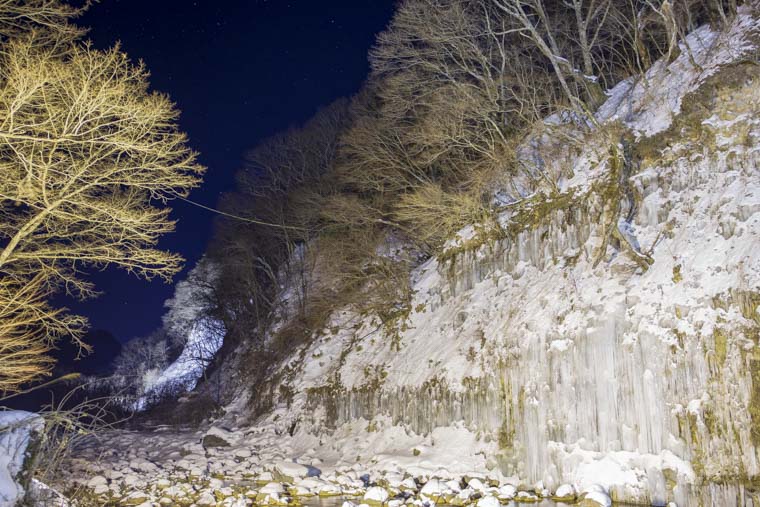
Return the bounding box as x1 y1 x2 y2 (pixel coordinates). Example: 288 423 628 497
136 317 225 410
225 8 760 506
135 258 226 410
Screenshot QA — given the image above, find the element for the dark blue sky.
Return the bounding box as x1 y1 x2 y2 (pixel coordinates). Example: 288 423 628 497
70 0 396 342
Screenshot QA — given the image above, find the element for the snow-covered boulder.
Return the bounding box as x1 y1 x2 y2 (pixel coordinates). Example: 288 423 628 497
554 483 576 501
256 482 289 505
419 478 444 497
363 486 389 505
0 411 43 506
399 477 417 491
579 484 612 507
475 495 500 507
258 482 284 495
444 479 461 493
515 491 539 502
467 478 487 492
496 484 516 500
196 490 217 506
201 426 235 448
316 482 341 496
272 460 311 483
86 475 107 488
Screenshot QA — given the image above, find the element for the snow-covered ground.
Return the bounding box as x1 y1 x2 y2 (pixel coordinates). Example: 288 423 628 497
57 420 604 506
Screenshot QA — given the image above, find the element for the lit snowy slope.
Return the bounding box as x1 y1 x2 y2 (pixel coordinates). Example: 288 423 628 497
135 318 225 411
228 8 760 506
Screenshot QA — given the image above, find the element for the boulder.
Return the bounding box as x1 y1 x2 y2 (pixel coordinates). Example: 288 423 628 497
0 411 44 506
202 434 231 448
420 478 444 497
363 486 390 505
554 483 576 501
259 482 285 495
256 482 288 505
497 484 516 500
467 478 487 492
579 484 612 507
86 475 107 488
476 495 500 507
272 460 311 483
515 490 540 502
197 490 217 506
202 426 236 448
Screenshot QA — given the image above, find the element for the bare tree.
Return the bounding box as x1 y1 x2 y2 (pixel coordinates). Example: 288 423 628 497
0 14 203 391
0 270 85 393
0 38 203 283
212 100 351 349
105 330 170 407
365 0 533 182
338 0 562 247
163 258 221 345
490 0 616 112
0 0 87 44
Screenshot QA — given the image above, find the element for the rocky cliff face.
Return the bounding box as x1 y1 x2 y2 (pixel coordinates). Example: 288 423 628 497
233 9 760 506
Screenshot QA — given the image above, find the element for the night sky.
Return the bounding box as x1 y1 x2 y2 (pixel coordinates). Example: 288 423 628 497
69 0 396 343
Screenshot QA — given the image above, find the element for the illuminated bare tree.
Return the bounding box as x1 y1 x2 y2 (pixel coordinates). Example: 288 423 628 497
0 17 203 391
0 270 86 393
0 0 87 43
338 0 564 248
